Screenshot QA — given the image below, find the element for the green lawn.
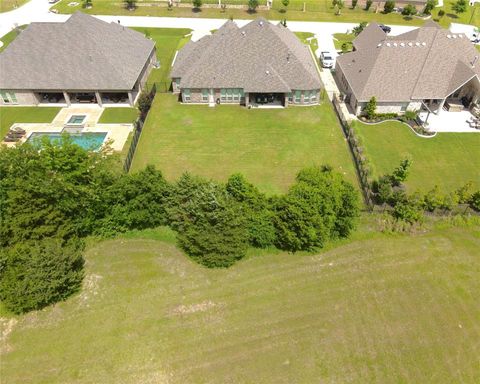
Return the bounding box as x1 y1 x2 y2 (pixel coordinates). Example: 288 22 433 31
131 27 191 88
333 32 354 51
294 31 318 54
0 0 29 12
0 107 61 137
98 108 138 124
0 25 27 53
2 217 479 383
353 120 480 193
51 0 480 27
132 94 356 194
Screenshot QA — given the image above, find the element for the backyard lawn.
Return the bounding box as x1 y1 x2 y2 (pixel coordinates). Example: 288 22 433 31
2 218 479 383
0 107 61 137
51 0 480 27
98 108 138 124
354 121 480 192
132 94 356 194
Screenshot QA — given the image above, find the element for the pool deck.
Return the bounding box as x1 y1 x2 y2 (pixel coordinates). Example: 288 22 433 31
2 107 133 151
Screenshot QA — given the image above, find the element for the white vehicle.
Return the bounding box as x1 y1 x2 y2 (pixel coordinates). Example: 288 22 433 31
320 51 334 69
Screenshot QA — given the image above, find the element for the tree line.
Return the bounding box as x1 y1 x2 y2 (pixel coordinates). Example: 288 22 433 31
0 138 359 314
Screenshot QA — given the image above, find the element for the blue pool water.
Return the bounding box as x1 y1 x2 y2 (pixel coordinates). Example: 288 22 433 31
27 132 107 151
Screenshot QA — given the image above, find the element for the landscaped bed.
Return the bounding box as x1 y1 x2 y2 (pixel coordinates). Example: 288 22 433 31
132 93 357 194
353 120 480 192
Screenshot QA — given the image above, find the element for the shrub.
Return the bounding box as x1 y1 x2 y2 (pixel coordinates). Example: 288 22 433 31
391 158 412 186
422 186 442 212
452 0 467 13
124 0 136 9
470 191 480 211
226 174 276 248
192 0 202 8
282 0 289 9
97 166 171 236
423 0 436 14
372 175 393 204
384 0 395 13
0 239 84 314
392 198 423 224
455 181 474 204
353 21 367 36
402 4 417 15
365 0 372 10
364 96 377 119
351 0 358 8
438 9 445 17
138 91 153 119
273 166 359 252
248 0 259 11
167 174 249 268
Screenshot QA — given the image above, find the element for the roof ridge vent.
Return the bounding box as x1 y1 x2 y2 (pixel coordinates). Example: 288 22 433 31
408 42 413 47
421 42 426 46
377 43 382 47
386 42 391 47
447 34 451 38
259 21 264 26
415 42 420 46
400 42 405 47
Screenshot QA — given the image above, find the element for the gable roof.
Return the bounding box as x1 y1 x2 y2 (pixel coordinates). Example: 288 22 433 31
352 22 386 51
0 12 155 91
171 18 321 93
337 21 480 102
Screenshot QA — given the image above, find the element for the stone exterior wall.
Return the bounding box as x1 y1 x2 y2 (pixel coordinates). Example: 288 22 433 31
135 48 157 92
0 90 40 106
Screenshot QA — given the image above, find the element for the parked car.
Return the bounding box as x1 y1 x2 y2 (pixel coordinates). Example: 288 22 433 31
320 51 334 69
471 33 480 44
379 24 392 34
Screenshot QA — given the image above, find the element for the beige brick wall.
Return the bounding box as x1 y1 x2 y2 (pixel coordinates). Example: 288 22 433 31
0 90 39 106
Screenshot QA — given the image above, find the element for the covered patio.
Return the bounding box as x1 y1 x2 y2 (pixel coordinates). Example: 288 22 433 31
418 109 480 132
248 93 285 108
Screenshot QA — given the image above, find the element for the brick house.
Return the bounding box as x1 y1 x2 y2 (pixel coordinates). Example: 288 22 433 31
335 21 480 116
171 18 322 108
0 12 156 107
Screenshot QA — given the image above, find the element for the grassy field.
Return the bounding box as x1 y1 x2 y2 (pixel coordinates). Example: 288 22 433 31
2 217 480 383
0 107 61 137
354 120 480 193
51 0 480 27
98 107 139 124
0 0 29 12
132 94 356 194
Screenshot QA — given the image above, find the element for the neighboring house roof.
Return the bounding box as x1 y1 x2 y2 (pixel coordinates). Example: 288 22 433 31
171 18 321 93
0 12 155 91
352 22 386 51
337 21 480 102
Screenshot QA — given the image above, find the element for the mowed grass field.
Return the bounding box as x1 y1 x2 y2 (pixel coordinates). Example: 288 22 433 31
2 219 480 383
354 121 480 193
132 94 357 194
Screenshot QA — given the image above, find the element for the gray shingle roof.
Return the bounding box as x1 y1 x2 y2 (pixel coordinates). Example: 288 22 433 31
172 18 321 93
337 21 480 102
0 12 155 91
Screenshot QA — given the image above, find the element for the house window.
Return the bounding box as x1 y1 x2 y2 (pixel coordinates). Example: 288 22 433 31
226 89 233 101
175 78 180 88
239 89 245 98
201 89 209 101
233 89 240 101
183 89 191 102
311 90 318 103
294 90 301 103
304 91 310 103
220 89 226 101
400 103 408 112
1 91 17 104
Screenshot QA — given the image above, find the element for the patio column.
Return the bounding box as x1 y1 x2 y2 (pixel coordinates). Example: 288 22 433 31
436 98 446 115
63 92 71 107
284 93 288 107
95 92 103 107
127 91 134 106
245 93 249 107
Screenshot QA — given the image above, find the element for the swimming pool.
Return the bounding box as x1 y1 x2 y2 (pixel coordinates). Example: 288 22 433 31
27 132 107 151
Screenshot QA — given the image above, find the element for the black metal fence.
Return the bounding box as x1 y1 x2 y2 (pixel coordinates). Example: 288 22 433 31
123 84 158 172
332 94 374 210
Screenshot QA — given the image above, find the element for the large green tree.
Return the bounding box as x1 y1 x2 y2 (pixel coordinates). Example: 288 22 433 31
167 174 249 268
273 166 359 252
226 173 276 248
